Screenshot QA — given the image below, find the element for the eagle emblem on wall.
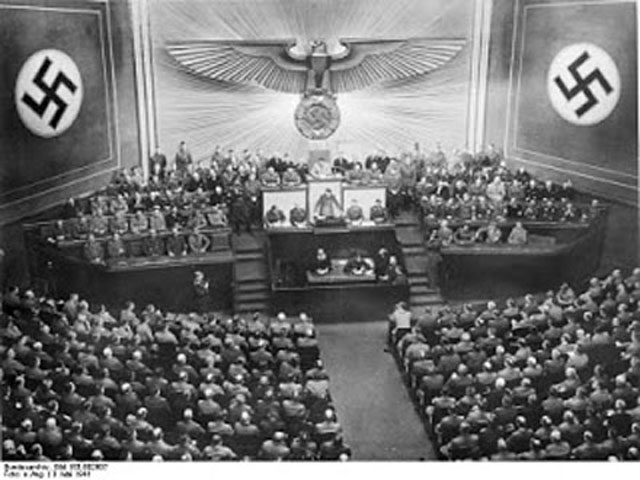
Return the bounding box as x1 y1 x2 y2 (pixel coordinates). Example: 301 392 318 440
166 38 465 140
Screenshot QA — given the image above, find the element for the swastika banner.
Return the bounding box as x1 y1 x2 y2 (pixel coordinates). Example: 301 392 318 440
508 0 637 204
0 0 117 207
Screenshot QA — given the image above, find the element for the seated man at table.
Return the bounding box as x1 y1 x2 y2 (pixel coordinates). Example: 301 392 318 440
130 210 149 235
90 208 109 237
370 199 388 224
189 227 211 254
282 167 302 187
289 204 307 227
474 221 502 244
48 220 68 244
261 166 281 187
106 232 126 261
72 212 91 239
206 205 228 228
167 227 187 257
83 233 105 265
347 162 365 184
345 199 364 226
314 188 342 222
384 255 406 284
149 206 167 232
507 221 528 245
143 229 165 257
265 205 286 228
343 251 373 276
310 248 332 276
433 220 454 247
454 223 476 246
111 210 129 235
188 209 209 231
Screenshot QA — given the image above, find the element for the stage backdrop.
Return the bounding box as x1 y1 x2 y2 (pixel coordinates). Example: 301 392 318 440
0 0 140 225
485 0 638 206
148 0 476 164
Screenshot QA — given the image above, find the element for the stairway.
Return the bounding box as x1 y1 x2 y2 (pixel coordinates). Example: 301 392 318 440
394 212 444 312
231 232 272 314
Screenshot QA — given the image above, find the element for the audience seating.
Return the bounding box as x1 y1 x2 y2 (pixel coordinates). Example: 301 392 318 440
392 268 640 460
1 289 350 461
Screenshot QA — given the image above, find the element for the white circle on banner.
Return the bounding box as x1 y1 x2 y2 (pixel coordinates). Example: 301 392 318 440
547 43 620 126
15 49 83 137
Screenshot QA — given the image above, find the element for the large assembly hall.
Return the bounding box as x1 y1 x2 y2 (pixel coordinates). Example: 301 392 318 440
0 0 639 465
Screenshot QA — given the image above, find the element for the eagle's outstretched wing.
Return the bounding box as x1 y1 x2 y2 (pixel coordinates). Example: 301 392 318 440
330 38 466 93
165 40 309 94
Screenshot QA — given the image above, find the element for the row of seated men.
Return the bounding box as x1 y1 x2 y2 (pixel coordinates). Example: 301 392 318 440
427 221 531 247
46 206 229 243
263 197 389 229
308 247 406 283
388 267 640 460
1 286 351 461
80 228 225 265
421 195 595 225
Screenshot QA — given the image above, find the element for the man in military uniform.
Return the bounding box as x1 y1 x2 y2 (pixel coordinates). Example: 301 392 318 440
83 234 105 265
149 206 167 232
289 204 307 227
230 193 252 234
244 172 262 226
507 222 528 245
143 229 165 257
72 212 91 239
106 233 126 261
166 227 187 257
282 167 302 187
314 188 342 220
265 205 286 228
369 199 388 224
206 205 228 228
188 228 211 254
260 166 281 188
130 211 149 236
345 199 364 226
150 146 168 178
175 141 193 178
347 163 366 184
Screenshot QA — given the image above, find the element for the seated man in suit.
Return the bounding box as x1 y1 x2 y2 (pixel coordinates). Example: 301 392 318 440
206 205 228 228
143 229 165 257
188 228 211 255
474 222 502 245
106 233 126 261
289 204 307 227
166 227 187 257
454 223 476 246
110 210 129 235
149 206 167 232
343 251 373 276
432 220 454 247
90 208 109 237
347 162 366 184
345 199 364 226
282 167 302 187
310 248 331 276
369 199 388 224
130 210 149 236
507 222 528 245
73 212 91 239
264 205 286 228
187 209 208 231
83 234 105 265
384 255 406 284
260 166 281 188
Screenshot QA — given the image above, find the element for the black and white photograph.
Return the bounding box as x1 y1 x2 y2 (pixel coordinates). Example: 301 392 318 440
0 0 639 473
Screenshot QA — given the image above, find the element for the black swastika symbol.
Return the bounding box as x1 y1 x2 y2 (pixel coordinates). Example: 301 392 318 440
21 56 78 130
554 51 613 118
